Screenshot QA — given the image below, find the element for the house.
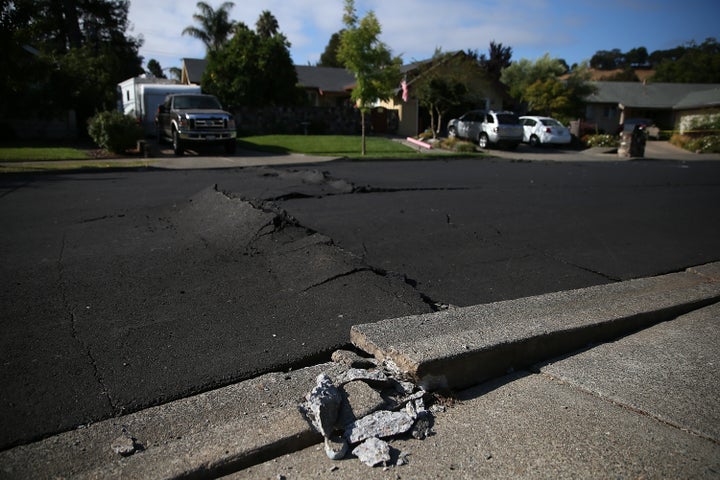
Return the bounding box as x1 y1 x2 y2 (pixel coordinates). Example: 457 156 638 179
179 55 509 137
294 65 356 107
181 58 208 85
180 58 355 107
584 81 720 134
379 53 510 137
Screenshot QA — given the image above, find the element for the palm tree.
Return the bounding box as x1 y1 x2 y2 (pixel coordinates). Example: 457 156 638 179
182 1 236 54
255 10 279 39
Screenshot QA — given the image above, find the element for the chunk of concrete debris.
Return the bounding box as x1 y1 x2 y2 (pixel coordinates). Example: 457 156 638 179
338 367 388 385
352 437 391 467
338 380 386 427
303 373 342 437
324 435 348 460
410 410 434 440
331 349 378 369
111 433 139 457
345 410 415 444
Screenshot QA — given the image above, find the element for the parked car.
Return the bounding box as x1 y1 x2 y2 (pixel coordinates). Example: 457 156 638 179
155 93 236 156
617 118 660 140
447 110 523 149
519 116 572 146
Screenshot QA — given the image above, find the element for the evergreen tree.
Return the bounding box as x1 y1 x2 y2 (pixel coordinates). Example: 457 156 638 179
652 38 720 83
1 0 143 131
202 22 301 108
147 59 166 78
478 41 513 81
318 31 344 68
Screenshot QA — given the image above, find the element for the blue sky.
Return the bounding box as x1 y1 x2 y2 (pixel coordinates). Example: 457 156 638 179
128 0 720 73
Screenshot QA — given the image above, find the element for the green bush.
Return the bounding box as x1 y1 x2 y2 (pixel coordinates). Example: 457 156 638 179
584 134 619 148
685 135 720 153
87 111 143 153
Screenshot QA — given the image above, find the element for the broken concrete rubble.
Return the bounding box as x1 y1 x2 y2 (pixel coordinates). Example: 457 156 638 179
338 381 385 427
302 373 342 438
344 410 415 443
299 350 434 468
331 349 378 369
352 437 391 467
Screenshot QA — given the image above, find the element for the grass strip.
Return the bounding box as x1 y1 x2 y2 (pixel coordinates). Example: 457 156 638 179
0 147 91 162
238 135 476 159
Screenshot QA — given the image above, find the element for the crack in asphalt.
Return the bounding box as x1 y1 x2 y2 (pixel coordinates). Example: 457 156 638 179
262 185 473 202
541 251 621 282
57 232 115 413
300 267 374 293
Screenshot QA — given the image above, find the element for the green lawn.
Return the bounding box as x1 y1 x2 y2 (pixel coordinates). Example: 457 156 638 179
238 134 466 159
0 147 90 162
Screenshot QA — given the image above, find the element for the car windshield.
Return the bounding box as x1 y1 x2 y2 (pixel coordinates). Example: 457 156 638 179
541 119 563 127
174 95 222 109
496 114 519 125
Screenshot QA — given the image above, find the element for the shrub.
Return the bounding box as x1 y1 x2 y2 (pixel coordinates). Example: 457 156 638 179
670 133 690 150
584 134 619 148
686 135 720 153
87 111 143 153
438 137 476 152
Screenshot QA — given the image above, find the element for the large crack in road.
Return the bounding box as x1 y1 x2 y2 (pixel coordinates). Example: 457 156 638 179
0 183 435 450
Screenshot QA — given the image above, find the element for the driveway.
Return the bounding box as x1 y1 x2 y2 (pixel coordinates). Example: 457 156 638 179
481 140 720 162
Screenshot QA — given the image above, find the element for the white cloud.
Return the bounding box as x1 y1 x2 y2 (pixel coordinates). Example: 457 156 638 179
130 0 714 70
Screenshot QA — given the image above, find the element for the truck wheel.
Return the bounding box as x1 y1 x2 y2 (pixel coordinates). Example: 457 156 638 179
224 140 236 155
478 133 489 149
172 129 184 156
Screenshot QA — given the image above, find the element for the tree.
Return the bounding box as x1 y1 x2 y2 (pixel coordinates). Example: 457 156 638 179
146 59 166 78
501 56 595 122
202 23 301 108
1 0 143 132
477 41 513 81
590 48 624 70
652 38 720 83
318 31 344 67
182 1 236 54
500 54 566 102
413 51 491 138
337 0 401 155
255 10 279 39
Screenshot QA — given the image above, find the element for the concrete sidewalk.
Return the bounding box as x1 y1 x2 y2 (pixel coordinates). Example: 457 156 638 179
1 263 718 479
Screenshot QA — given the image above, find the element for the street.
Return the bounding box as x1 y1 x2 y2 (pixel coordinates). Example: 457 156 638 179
1 155 719 450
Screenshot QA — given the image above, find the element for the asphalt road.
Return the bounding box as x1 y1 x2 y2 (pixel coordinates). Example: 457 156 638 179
1 155 719 450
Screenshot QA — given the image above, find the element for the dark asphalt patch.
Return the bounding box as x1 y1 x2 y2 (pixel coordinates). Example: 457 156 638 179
0 186 431 450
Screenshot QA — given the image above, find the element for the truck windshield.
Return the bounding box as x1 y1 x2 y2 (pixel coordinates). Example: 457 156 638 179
174 95 222 109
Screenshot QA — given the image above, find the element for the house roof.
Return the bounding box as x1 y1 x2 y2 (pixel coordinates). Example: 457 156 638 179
182 58 208 84
586 81 720 110
294 65 355 93
673 87 720 109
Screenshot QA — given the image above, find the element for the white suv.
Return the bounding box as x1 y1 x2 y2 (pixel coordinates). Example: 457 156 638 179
447 110 523 149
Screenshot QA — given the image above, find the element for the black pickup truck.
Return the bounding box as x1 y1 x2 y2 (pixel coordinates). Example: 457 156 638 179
155 93 237 155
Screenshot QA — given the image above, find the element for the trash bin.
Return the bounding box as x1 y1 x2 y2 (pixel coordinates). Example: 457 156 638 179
618 124 646 158
630 124 646 157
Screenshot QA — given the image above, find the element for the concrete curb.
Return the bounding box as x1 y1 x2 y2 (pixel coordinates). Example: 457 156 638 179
1 262 718 478
351 262 720 390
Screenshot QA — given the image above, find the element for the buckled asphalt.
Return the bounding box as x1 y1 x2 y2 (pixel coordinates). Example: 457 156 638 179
2 263 718 479
1 143 719 478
